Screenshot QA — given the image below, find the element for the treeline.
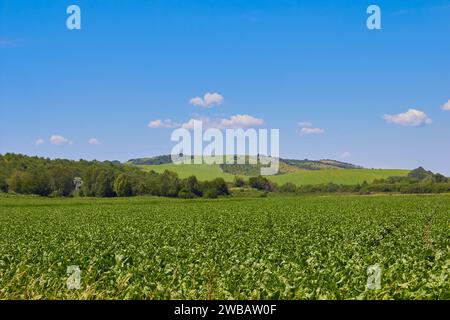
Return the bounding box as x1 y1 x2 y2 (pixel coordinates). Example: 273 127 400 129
243 167 450 195
0 154 229 199
1 154 449 198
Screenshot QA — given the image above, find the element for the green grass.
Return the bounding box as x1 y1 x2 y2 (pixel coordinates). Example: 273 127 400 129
269 169 410 185
140 163 236 181
140 163 409 185
0 195 448 299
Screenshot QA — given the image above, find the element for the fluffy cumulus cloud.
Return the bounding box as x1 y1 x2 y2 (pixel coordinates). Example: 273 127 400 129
220 114 264 129
50 135 72 145
189 92 224 108
441 99 450 111
182 114 264 130
148 119 180 128
35 138 45 146
181 118 203 130
297 122 325 135
88 138 100 145
384 109 432 126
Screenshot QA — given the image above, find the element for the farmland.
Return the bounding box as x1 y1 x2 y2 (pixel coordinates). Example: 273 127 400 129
269 169 410 186
139 163 409 185
0 195 448 299
140 163 233 182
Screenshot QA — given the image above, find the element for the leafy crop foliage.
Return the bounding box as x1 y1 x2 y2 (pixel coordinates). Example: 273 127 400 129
0 195 448 299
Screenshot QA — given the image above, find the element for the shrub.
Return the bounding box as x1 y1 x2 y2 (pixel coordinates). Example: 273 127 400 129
178 188 195 199
249 176 275 191
233 176 245 187
279 182 298 193
183 176 203 197
203 189 218 199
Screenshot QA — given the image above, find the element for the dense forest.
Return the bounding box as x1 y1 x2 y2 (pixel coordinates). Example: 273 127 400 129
0 153 229 199
0 153 449 198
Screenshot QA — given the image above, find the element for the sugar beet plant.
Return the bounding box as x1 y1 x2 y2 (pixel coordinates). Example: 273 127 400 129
0 195 448 299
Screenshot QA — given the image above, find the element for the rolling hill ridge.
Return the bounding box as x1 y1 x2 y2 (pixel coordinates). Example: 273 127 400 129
128 155 409 186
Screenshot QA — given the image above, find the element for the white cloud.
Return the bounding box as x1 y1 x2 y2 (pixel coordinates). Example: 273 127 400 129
182 118 202 130
441 99 450 111
88 138 100 145
148 119 180 128
50 135 72 145
189 97 204 106
35 138 45 146
297 122 325 135
189 92 224 108
299 127 325 135
182 114 264 130
340 151 352 159
182 117 219 130
384 108 432 126
220 114 264 129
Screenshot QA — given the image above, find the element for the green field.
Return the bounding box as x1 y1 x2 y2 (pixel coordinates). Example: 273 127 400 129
140 163 409 185
140 163 234 181
269 169 410 185
0 195 448 299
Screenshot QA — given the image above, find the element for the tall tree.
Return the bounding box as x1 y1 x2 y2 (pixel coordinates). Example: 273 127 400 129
114 174 134 197
93 169 116 197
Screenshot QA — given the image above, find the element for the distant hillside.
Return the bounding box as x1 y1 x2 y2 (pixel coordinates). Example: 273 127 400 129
269 169 410 186
128 155 362 174
282 158 362 170
129 155 410 186
127 155 174 165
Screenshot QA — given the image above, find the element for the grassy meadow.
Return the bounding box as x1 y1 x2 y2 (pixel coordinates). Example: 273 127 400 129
0 194 448 299
140 163 234 181
269 169 410 185
140 163 409 185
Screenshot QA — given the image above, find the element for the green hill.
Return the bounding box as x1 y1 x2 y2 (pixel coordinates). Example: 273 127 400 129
268 169 409 185
133 156 410 186
139 163 233 181
128 155 361 170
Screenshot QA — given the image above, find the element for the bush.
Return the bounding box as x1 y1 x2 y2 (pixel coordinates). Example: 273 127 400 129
210 178 229 196
178 188 196 199
249 176 276 191
203 189 218 199
359 188 370 195
327 183 340 193
233 176 245 187
202 178 229 198
279 182 298 193
182 176 203 197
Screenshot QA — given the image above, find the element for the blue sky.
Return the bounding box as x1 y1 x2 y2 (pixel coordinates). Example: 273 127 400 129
1 0 449 174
